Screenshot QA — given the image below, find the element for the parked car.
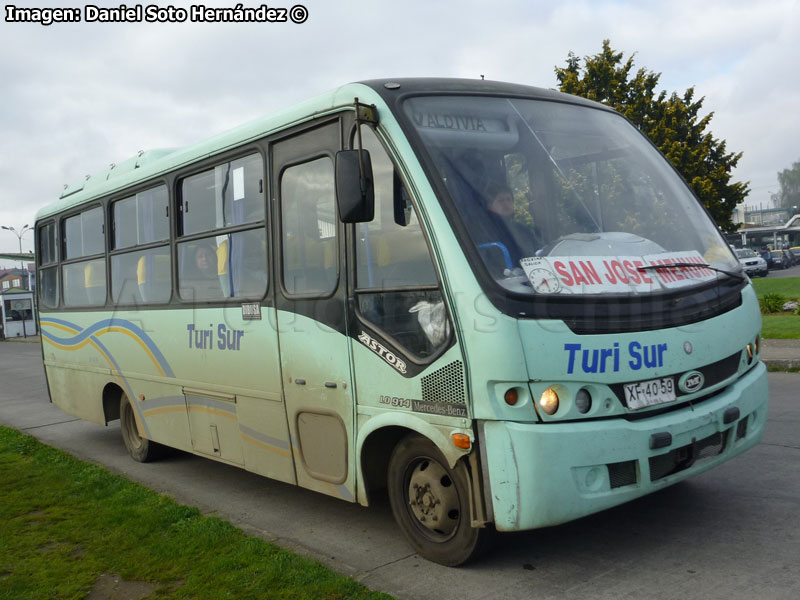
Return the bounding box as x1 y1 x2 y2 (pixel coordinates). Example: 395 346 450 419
735 248 768 277
789 246 800 266
770 249 793 270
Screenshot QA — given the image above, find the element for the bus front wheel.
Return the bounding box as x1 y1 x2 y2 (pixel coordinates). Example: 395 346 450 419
120 393 164 463
387 434 490 566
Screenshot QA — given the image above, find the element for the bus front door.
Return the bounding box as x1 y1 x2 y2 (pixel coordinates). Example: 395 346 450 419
271 121 357 502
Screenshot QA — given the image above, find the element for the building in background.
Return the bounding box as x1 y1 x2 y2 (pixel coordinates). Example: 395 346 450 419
0 258 37 339
0 287 36 339
727 211 800 250
0 265 35 292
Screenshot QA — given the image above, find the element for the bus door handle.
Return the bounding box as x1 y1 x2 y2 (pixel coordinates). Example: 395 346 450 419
294 378 306 385
324 381 338 389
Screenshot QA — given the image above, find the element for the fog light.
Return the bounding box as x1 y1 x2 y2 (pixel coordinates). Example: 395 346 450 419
575 388 592 413
504 388 519 406
540 387 559 415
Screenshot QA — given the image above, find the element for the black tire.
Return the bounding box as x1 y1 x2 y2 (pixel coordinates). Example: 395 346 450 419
120 393 165 462
387 434 490 566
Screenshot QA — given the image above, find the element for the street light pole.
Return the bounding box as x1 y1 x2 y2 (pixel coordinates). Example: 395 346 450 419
1 224 32 290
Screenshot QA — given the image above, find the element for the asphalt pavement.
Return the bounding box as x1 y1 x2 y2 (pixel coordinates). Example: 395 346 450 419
1 338 799 599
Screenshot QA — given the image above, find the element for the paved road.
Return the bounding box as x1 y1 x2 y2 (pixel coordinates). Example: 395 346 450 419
1 341 798 600
763 262 800 278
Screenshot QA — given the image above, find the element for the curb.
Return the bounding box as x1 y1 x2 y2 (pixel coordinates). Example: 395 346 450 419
0 336 40 344
763 359 800 371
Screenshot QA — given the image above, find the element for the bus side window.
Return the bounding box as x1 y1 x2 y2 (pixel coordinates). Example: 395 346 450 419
181 153 264 236
280 157 337 296
110 247 171 305
61 207 107 307
177 154 268 303
110 186 172 306
37 222 59 308
354 127 449 358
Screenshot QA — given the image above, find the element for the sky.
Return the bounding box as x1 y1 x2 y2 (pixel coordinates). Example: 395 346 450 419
1 0 798 264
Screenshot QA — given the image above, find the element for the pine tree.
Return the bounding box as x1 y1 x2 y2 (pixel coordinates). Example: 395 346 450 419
555 40 748 231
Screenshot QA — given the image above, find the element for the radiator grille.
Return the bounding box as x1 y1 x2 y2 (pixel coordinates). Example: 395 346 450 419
421 361 466 405
610 351 741 411
649 431 728 482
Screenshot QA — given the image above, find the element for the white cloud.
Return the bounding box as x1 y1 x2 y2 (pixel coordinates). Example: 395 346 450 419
1 0 798 260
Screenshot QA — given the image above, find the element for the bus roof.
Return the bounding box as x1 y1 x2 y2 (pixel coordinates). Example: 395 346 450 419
36 78 602 221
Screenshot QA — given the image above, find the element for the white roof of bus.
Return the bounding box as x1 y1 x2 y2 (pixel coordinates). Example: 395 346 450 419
35 82 377 220
36 77 585 222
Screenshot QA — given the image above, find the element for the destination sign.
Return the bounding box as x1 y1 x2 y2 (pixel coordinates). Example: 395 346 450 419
410 111 508 133
520 251 716 295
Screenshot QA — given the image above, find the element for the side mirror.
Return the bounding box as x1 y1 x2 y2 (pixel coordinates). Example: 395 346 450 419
336 150 374 223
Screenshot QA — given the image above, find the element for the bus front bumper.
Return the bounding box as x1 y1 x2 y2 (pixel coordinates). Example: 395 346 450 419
481 362 768 531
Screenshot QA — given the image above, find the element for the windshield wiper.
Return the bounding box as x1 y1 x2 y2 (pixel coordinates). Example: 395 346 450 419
636 262 745 282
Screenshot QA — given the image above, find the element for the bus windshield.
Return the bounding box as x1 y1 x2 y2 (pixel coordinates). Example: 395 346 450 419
403 95 740 296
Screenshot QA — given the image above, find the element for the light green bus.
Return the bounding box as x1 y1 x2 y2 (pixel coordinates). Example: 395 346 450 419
36 79 768 566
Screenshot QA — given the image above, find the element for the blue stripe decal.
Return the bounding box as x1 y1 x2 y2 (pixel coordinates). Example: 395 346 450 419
239 425 291 451
41 316 174 377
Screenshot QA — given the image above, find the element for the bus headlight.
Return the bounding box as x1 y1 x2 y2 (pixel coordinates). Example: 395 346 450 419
540 387 559 415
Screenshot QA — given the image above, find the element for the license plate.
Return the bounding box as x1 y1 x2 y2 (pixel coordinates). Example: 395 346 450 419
624 377 676 410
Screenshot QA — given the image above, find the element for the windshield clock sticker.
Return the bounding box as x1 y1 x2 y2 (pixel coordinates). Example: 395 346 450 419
520 257 561 293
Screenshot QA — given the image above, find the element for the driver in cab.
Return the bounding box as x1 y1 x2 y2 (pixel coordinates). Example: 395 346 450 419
473 183 540 274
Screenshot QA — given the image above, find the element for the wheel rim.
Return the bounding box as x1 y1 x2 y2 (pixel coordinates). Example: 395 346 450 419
405 457 461 541
122 402 143 451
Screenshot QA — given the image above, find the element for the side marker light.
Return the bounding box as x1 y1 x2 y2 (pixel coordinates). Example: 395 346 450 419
452 433 471 449
504 388 519 406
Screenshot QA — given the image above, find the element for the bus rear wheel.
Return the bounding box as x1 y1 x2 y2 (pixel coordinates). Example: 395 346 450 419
387 434 490 566
120 393 164 462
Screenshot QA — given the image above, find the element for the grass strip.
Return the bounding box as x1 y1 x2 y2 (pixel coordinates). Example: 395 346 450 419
0 426 393 600
766 365 800 373
761 315 800 339
750 277 800 300
751 278 800 338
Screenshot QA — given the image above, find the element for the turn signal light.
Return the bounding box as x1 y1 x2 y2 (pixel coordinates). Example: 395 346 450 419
452 433 471 449
504 388 519 406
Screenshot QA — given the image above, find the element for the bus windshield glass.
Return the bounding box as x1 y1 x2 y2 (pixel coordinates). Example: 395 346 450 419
403 95 740 296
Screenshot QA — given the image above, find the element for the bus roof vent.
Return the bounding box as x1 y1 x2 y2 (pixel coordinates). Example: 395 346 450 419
421 361 466 406
103 148 180 181
59 180 85 199
135 148 180 169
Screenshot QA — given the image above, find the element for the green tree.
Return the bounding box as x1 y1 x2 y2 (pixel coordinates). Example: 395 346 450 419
554 40 748 232
773 160 800 210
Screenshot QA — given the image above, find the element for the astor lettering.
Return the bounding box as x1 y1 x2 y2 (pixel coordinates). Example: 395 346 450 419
358 331 407 374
